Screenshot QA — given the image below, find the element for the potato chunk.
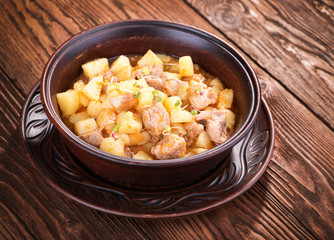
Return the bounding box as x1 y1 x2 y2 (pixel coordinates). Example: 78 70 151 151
208 78 224 90
100 137 125 157
69 111 90 124
87 100 103 118
170 109 193 123
116 111 142 134
179 56 194 77
133 151 153 160
135 87 167 110
56 90 80 117
222 109 236 129
110 55 131 74
82 58 109 78
194 131 214 149
137 50 162 66
116 65 132 81
217 89 234 109
128 131 151 146
74 118 98 135
82 75 103 101
163 96 182 114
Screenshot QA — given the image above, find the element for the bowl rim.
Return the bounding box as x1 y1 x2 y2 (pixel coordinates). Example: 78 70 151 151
40 19 261 166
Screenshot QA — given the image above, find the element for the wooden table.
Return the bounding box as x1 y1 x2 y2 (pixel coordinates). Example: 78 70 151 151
1 0 333 239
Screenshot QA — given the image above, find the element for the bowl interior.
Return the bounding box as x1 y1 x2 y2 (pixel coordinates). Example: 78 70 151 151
43 20 259 161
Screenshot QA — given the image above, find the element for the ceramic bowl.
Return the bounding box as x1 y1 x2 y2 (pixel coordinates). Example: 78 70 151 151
40 20 261 189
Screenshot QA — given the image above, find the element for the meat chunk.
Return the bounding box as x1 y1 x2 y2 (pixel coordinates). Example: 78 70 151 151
151 133 187 159
183 121 204 146
79 130 103 147
124 147 134 158
132 64 163 79
109 93 137 113
132 64 165 90
195 110 228 144
142 102 170 137
145 77 164 91
188 85 218 110
163 78 183 96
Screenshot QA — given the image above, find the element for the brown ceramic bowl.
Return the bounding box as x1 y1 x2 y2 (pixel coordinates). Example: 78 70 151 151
40 20 261 189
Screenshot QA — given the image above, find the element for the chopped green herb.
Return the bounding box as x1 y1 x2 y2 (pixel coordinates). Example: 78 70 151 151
174 99 181 107
191 109 198 115
143 67 150 75
134 91 141 98
110 120 115 125
125 111 133 118
195 86 202 94
152 90 162 102
113 124 120 132
162 126 172 135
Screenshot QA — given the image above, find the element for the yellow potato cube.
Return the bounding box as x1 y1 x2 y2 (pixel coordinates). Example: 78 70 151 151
96 109 116 128
208 78 224 90
100 137 125 157
170 109 193 123
164 72 181 80
87 100 103 118
222 109 236 130
118 79 148 93
73 80 86 91
128 131 151 146
82 58 109 78
115 65 132 81
79 92 90 107
137 50 162 66
56 90 80 117
116 111 142 134
190 148 208 155
118 133 131 146
82 75 103 101
171 123 187 136
74 118 98 135
156 54 171 63
163 96 182 114
177 81 189 101
135 88 153 110
217 89 234 109
179 56 194 77
69 111 90 124
133 151 153 160
194 131 214 149
110 55 130 73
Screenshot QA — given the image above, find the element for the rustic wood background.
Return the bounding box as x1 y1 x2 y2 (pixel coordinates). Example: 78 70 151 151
1 0 333 239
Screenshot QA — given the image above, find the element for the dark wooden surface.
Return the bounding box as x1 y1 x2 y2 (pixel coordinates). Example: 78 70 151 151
1 0 333 239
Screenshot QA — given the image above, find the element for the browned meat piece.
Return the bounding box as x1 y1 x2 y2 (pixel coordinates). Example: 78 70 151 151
149 64 164 77
124 147 134 158
132 64 165 90
188 85 218 110
145 76 164 91
195 110 228 144
142 102 170 137
79 130 103 147
163 78 182 96
132 64 164 79
151 133 187 159
183 121 204 146
109 93 137 113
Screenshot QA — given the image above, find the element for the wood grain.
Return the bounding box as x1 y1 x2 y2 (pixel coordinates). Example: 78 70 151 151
0 0 333 239
185 0 334 129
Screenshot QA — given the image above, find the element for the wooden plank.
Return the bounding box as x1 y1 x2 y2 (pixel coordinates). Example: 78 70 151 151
0 0 333 239
185 0 334 129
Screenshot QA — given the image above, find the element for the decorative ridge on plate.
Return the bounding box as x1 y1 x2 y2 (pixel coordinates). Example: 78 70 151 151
20 83 274 218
